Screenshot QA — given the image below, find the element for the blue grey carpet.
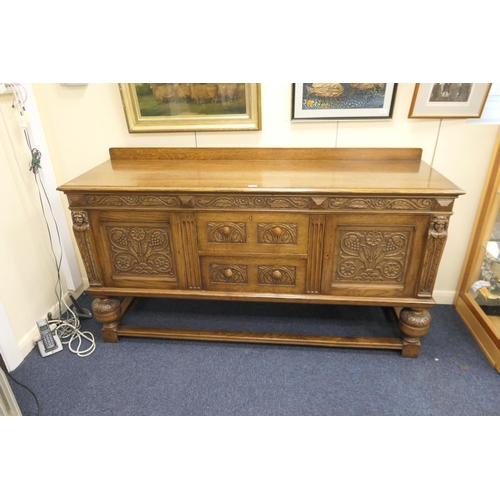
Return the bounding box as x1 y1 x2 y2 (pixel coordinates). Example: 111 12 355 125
8 293 500 415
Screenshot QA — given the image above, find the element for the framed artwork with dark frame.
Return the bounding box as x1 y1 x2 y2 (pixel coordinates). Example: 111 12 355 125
291 83 397 121
408 83 491 118
119 83 261 132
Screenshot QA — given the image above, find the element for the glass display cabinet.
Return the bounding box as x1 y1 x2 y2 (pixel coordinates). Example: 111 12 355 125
455 130 500 372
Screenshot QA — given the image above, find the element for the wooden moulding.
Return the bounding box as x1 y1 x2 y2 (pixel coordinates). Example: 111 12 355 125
117 325 405 351
89 291 429 357
88 287 436 309
109 147 424 162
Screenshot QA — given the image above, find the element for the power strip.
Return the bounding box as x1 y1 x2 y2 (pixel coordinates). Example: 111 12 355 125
0 83 14 94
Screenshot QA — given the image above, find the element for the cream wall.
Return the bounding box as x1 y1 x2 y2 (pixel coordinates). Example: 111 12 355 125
0 92 66 365
1 83 498 366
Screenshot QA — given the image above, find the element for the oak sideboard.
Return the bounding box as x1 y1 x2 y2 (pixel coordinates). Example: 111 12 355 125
58 147 464 357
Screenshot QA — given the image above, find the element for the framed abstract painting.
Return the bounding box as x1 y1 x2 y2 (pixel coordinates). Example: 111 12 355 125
291 83 397 120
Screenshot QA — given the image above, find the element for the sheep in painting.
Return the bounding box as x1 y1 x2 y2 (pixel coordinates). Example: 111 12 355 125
305 83 344 98
150 84 176 103
177 83 191 102
191 83 219 104
218 83 239 102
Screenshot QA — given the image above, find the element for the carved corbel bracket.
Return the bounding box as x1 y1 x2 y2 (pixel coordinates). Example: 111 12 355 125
71 210 101 285
428 215 449 239
418 215 450 297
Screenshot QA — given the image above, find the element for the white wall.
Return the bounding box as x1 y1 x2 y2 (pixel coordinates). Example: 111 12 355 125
0 90 77 368
1 83 498 366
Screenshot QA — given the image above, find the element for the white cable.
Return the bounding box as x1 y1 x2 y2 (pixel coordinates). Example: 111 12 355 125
4 83 97 357
9 84 28 129
48 296 96 357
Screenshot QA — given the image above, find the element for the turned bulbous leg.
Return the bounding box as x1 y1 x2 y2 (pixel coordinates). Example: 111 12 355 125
92 297 121 342
398 307 432 358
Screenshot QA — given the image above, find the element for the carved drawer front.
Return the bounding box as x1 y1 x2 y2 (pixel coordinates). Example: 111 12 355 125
90 210 182 290
200 256 307 294
323 214 428 298
196 212 309 255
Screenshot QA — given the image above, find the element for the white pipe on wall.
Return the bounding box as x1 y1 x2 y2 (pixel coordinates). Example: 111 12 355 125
22 83 82 292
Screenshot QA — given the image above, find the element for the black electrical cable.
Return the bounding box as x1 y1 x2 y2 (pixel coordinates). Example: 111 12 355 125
33 169 64 317
10 85 64 315
26 146 65 318
2 366 41 416
26 127 95 353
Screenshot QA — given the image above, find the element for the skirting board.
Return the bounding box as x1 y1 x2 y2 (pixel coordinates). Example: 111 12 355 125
432 290 456 305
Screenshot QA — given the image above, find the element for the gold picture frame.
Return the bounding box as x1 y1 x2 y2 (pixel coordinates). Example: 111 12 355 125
119 83 261 133
408 83 491 119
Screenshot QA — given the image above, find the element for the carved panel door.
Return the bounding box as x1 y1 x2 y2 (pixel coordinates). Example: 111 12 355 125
90 210 184 290
322 214 429 298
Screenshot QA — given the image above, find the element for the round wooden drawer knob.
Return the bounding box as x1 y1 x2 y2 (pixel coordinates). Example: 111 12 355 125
221 226 231 236
224 268 233 279
272 227 283 237
272 270 282 280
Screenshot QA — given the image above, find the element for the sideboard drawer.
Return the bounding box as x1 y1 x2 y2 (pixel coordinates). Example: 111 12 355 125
200 255 307 294
196 212 309 255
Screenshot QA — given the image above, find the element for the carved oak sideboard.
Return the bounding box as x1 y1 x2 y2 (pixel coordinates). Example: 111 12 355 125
58 147 464 357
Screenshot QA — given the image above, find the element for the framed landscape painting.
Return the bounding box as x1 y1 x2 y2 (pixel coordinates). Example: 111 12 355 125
408 83 491 118
119 83 261 132
291 83 397 120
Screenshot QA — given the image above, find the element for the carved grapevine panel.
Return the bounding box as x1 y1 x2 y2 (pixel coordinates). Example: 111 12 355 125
336 230 409 282
107 226 176 276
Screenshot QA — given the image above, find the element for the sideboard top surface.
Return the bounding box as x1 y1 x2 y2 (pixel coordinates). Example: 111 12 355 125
58 147 465 196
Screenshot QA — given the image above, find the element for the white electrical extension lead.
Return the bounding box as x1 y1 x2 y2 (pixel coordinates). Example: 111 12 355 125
48 296 96 357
